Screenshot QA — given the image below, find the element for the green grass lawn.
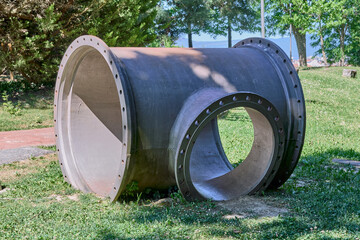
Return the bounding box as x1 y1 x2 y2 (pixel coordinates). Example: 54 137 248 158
1 67 360 239
0 83 54 131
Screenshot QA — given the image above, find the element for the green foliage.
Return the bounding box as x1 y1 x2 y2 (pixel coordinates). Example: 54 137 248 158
87 0 158 47
0 0 159 84
120 181 140 199
208 0 259 47
309 0 360 66
1 91 22 116
167 0 212 47
150 4 182 47
266 0 312 66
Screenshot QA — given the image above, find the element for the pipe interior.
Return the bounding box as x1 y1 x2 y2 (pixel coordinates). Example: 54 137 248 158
189 107 275 201
65 48 123 196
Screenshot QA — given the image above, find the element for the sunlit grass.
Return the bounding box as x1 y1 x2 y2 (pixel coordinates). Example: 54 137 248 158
1 67 360 239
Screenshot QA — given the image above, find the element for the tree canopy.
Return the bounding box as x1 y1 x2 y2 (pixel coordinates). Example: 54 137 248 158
0 0 158 83
0 0 359 84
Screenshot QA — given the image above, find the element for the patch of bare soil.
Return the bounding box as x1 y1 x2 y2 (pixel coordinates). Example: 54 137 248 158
47 193 80 202
217 196 288 219
0 154 56 183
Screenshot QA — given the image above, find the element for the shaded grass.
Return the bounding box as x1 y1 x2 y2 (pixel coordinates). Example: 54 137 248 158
0 85 54 131
1 67 360 239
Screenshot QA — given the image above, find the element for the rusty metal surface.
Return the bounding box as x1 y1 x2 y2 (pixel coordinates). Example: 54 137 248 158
54 35 305 202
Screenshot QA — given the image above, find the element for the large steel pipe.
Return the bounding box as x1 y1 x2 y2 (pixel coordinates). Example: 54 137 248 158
54 35 305 202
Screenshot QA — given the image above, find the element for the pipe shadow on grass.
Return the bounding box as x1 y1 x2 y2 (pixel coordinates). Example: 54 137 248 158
97 148 360 239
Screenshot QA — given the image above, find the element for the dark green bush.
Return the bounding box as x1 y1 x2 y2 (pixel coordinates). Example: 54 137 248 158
0 0 158 84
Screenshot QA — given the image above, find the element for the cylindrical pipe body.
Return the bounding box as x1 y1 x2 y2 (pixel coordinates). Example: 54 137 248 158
54 36 305 201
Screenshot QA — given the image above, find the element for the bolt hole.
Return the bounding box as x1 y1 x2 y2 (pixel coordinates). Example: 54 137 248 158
290 71 293 74
120 90 122 94
258 99 262 104
276 50 279 54
206 109 211 114
297 100 301 103
250 39 253 43
267 43 270 47
178 165 183 170
259 40 262 43
195 120 199 126
122 107 125 112
246 96 251 101
180 149 184 155
283 59 286 63
274 116 279 121
267 106 272 111
219 101 224 106
294 84 298 88
110 61 113 65
115 74 118 79
232 96 237 101
124 125 126 130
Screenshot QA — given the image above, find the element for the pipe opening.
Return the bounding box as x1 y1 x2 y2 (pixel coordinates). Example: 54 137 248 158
189 107 275 201
217 107 254 168
59 46 124 196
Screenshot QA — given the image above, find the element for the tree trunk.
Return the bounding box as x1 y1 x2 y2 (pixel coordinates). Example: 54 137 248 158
187 23 193 48
293 26 307 67
8 43 14 80
319 16 328 65
320 34 328 65
227 19 232 48
339 24 346 66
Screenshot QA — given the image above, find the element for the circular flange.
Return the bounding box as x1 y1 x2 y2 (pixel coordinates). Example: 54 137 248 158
174 92 286 201
234 38 306 189
54 35 133 201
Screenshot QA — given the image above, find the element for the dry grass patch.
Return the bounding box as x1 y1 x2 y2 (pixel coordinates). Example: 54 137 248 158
0 153 56 183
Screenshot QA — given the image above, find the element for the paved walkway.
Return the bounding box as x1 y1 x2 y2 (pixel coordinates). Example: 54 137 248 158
0 127 55 150
0 128 56 164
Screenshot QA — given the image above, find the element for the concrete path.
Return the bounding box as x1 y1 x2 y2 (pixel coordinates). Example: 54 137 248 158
0 127 55 150
0 147 54 165
0 127 56 164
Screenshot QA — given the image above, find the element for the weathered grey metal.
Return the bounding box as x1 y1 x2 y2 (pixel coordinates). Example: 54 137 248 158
54 35 305 202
